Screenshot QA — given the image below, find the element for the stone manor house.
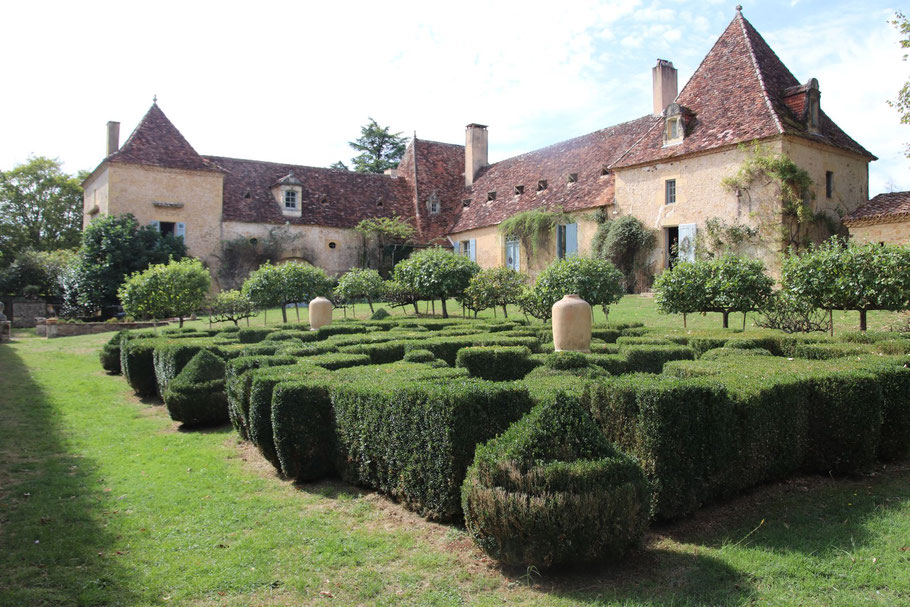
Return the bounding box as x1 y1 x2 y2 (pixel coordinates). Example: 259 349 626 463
83 9 882 286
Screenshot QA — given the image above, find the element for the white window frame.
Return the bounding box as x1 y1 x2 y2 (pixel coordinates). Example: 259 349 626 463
284 190 298 209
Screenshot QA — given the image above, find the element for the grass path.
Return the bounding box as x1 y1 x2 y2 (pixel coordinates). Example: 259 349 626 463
1 329 908 606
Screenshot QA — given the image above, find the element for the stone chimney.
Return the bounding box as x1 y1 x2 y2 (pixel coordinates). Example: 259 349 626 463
107 121 120 156
465 123 488 187
652 59 678 115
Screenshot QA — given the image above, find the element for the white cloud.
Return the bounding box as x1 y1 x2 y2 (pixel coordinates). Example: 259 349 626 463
0 0 904 202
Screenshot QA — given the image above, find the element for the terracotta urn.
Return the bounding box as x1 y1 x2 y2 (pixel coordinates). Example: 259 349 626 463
552 294 592 352
308 296 333 330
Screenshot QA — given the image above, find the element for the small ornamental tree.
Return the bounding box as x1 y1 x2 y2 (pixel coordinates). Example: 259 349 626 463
241 261 332 323
383 279 420 315
118 258 210 327
782 239 910 332
354 215 415 273
334 268 386 314
461 267 527 318
530 256 625 320
654 255 772 329
392 247 480 318
653 261 710 329
704 254 774 329
208 289 254 326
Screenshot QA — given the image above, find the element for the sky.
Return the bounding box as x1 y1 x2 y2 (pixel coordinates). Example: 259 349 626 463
1 0 907 195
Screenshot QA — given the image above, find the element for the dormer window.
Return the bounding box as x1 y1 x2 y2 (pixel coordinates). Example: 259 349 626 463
284 190 298 209
567 173 578 184
514 185 524 195
427 192 440 214
275 171 303 217
537 180 548 192
662 102 690 146
487 191 496 201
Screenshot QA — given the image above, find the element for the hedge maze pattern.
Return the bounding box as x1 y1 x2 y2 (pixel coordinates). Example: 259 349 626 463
102 317 910 568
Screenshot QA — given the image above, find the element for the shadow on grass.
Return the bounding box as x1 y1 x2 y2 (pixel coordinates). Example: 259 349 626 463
502 546 754 606
0 345 142 606
661 465 910 558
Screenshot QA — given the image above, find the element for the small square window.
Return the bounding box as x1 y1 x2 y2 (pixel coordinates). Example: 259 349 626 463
514 185 524 195
825 171 833 198
665 179 676 205
463 199 471 208
567 173 578 183
537 180 548 191
284 190 297 209
487 191 496 201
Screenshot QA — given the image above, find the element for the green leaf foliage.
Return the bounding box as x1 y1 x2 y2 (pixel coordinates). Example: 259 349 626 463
392 247 479 317
462 393 649 568
591 216 656 290
119 258 211 327
782 238 910 331
526 256 625 320
66 213 187 316
346 118 407 174
163 350 229 427
498 207 571 267
241 261 332 323
334 268 386 311
0 156 84 266
208 290 254 326
460 267 526 317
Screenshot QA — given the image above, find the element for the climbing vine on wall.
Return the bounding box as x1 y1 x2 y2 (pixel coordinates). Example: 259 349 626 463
498 207 571 270
722 143 821 251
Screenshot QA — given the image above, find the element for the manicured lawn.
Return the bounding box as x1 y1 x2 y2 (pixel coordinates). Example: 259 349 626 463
210 294 908 334
1 310 908 605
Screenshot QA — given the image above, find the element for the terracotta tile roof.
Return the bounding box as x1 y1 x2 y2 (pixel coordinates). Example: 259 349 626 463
106 104 224 173
210 155 416 231
450 116 655 233
397 138 467 245
612 12 875 169
843 191 910 225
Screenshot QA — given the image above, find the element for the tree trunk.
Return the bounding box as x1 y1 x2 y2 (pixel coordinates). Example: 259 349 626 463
683 313 687 329
233 319 239 327
281 304 288 323
246 316 250 327
413 302 419 315
743 312 747 331
431 300 435 315
859 309 867 332
368 298 374 313
295 304 300 322
829 310 834 337
179 316 184 328
493 306 497 318
264 309 267 325
603 306 610 322
441 298 448 318
722 311 729 329
503 305 508 318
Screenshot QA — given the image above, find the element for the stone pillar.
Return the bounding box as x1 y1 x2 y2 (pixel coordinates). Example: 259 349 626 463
552 294 592 352
309 297 332 330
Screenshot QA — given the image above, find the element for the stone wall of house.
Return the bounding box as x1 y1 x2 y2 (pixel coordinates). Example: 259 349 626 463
448 207 601 280
220 221 363 277
84 164 225 265
847 220 910 245
82 167 109 220
613 141 784 274
781 137 870 241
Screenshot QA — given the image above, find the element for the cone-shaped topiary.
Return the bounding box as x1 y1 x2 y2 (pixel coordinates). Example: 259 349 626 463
462 393 649 568
163 350 228 427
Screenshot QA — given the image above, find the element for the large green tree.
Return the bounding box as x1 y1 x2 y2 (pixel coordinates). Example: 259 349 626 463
65 214 187 316
0 156 85 266
338 118 408 174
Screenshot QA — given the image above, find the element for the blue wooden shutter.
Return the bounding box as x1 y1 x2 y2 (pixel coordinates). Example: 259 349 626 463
469 239 476 262
678 223 697 262
175 222 186 239
565 223 578 257
149 220 160 232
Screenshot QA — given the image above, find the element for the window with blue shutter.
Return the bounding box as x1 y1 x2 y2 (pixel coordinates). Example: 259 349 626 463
557 223 578 258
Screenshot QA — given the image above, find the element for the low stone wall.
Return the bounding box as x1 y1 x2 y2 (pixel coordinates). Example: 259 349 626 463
36 321 169 338
10 299 53 328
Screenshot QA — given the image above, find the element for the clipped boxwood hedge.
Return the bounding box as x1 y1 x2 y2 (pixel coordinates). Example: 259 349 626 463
120 335 162 397
455 346 537 381
225 355 297 439
99 331 125 374
332 378 534 520
163 350 228 427
463 392 648 568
